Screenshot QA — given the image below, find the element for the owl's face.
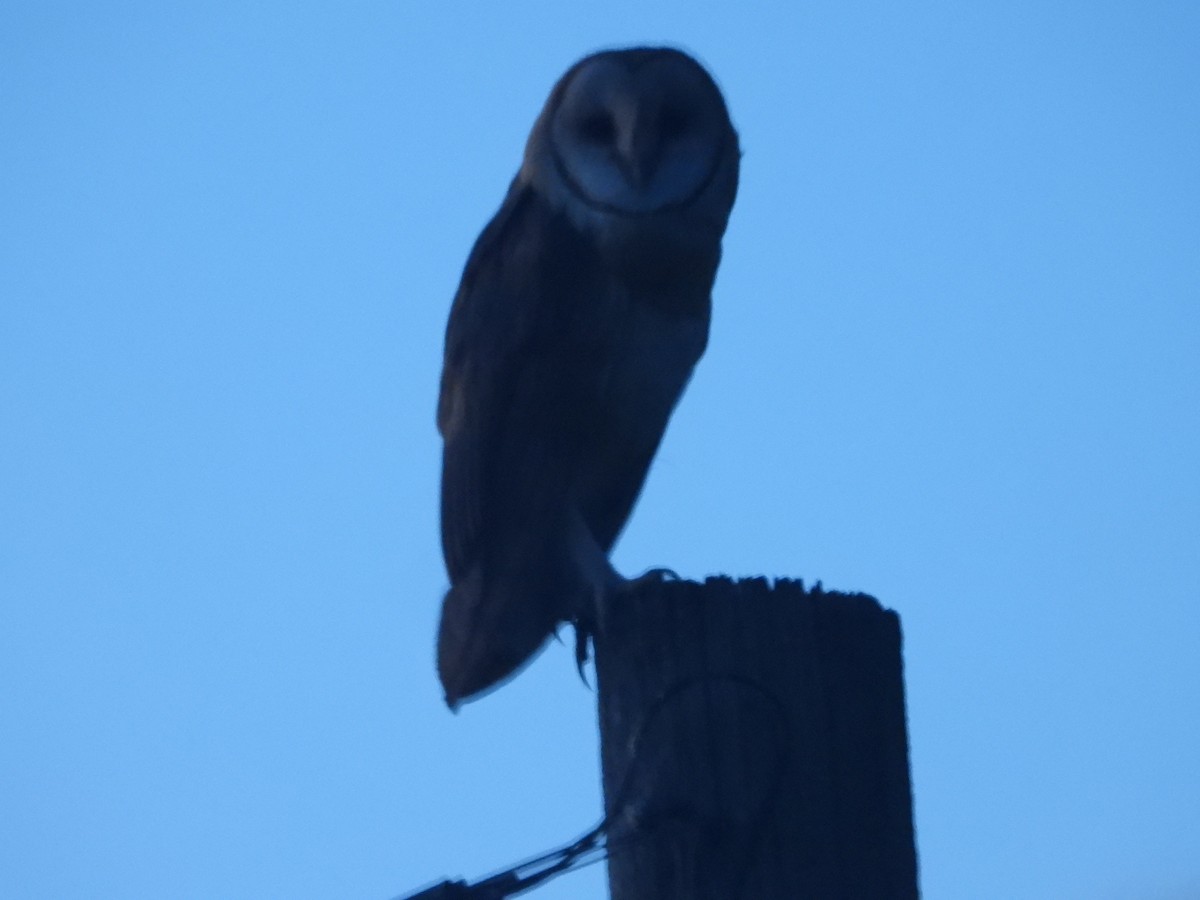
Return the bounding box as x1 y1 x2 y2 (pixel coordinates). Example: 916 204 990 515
524 48 739 227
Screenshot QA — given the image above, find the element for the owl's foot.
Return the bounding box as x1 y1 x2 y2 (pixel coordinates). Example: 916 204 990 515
571 569 680 689
629 566 681 585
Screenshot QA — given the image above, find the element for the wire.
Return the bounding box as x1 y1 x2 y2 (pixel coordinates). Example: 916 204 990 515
394 674 792 900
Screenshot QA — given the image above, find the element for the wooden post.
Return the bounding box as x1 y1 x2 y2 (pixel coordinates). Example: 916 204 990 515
594 577 918 900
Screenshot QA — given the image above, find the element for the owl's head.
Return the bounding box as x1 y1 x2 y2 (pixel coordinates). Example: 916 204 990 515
523 47 739 236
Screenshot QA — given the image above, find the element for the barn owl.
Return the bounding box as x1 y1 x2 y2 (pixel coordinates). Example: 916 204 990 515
436 47 739 708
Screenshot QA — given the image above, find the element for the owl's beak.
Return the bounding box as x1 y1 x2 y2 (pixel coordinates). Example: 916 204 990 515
618 122 660 190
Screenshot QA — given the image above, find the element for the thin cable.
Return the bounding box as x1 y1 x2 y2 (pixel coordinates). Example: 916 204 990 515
395 673 792 899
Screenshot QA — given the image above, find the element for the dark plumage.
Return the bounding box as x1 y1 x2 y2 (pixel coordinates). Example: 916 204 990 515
436 47 738 707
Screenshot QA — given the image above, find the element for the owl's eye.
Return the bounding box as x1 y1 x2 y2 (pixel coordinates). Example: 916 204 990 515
578 112 616 144
658 106 690 139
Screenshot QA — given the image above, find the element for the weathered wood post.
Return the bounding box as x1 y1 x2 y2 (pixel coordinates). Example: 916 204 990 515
594 577 918 899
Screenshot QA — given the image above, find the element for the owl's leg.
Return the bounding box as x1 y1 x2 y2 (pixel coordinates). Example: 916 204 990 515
565 511 627 685
570 567 625 686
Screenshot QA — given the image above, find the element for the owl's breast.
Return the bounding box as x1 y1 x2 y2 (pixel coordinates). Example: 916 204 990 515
597 294 707 443
568 291 707 547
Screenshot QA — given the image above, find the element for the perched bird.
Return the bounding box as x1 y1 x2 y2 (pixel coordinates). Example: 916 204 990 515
436 47 739 708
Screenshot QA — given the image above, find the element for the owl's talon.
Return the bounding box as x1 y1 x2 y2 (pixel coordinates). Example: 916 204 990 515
629 566 681 587
573 618 594 689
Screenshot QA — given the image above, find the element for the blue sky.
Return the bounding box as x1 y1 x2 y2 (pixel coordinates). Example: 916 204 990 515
2 3 1197 898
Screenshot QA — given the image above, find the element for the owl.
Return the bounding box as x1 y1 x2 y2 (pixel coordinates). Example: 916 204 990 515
436 47 739 708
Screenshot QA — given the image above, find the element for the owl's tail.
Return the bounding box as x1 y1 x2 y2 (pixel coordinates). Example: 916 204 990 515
436 568 563 709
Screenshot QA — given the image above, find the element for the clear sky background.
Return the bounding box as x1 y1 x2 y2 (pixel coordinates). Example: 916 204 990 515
2 3 1198 898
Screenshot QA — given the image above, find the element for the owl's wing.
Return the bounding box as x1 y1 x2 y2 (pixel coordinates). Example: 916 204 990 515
437 180 608 583
438 182 524 582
